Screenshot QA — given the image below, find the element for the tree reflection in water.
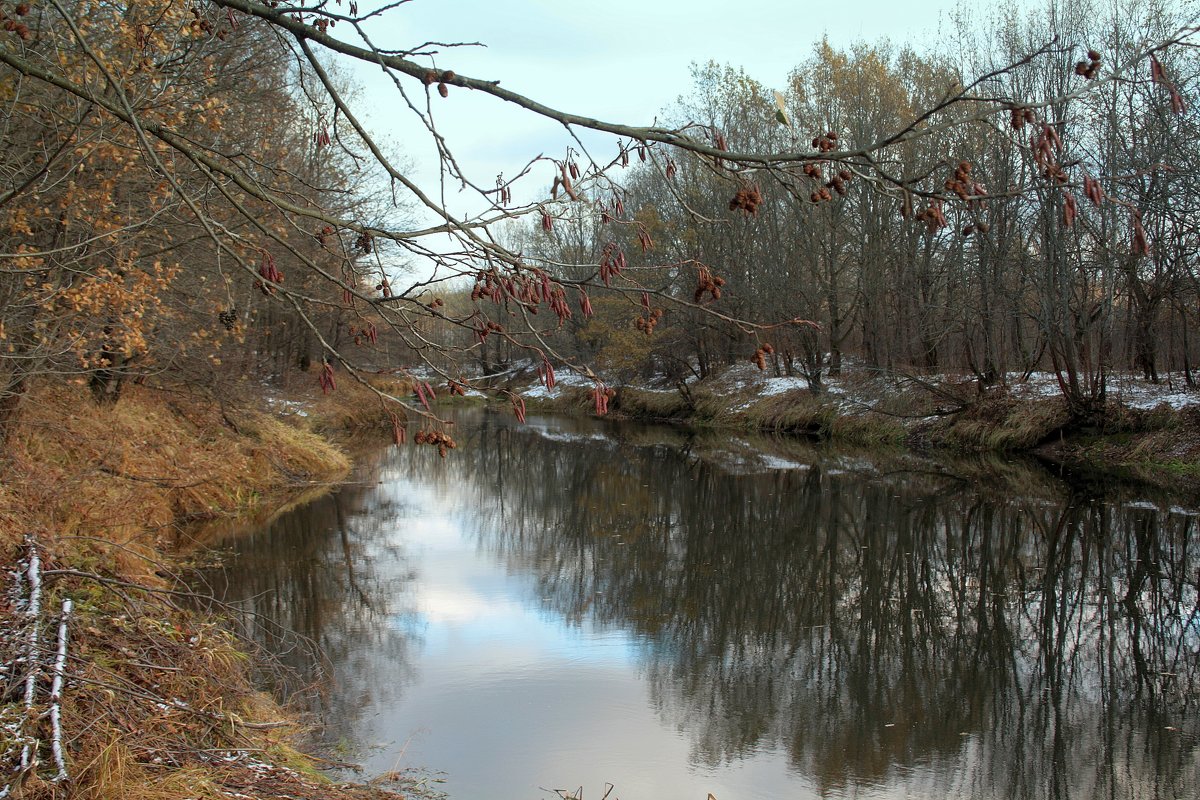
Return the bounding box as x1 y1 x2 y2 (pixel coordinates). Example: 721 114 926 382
442 412 1199 799
198 449 420 745
202 410 1199 799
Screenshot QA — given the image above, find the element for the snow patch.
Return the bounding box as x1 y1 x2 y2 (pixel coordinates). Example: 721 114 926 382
265 397 310 417
760 376 808 397
522 384 559 400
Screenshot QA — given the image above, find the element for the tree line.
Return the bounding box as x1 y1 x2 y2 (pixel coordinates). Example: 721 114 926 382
484 0 1200 419
1 0 1197 441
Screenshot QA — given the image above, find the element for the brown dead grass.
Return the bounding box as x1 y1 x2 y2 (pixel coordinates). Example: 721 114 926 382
610 387 692 419
0 383 350 568
0 381 405 800
1035 404 1200 495
935 393 1072 451
301 373 413 437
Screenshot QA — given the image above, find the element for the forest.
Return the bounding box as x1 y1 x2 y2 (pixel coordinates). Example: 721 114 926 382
443 2 1200 424
1 0 1198 440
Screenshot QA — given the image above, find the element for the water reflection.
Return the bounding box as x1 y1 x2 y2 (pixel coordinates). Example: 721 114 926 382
200 453 419 743
203 411 1200 799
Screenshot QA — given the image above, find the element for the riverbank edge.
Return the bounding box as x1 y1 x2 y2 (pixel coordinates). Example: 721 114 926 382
4 372 1194 799
490 379 1200 496
0 380 410 800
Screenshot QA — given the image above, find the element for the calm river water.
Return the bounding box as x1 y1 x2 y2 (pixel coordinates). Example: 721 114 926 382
199 410 1200 800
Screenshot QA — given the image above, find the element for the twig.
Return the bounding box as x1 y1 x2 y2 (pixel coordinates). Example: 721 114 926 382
97 464 215 489
48 599 73 783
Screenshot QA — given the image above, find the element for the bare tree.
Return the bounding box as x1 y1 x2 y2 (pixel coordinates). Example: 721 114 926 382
1 0 1195 436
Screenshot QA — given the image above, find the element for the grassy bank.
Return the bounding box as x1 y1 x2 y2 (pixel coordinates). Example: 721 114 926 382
1031 405 1200 490
512 369 1200 496
0 379 407 800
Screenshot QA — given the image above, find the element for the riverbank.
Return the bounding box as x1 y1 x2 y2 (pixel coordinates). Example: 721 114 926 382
0 379 407 800
488 363 1200 495
3 364 1196 799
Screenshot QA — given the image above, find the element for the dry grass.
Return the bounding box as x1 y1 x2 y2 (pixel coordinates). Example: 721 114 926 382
302 373 413 436
0 381 403 800
0 383 350 565
937 394 1072 451
610 387 692 419
524 378 907 446
738 389 833 434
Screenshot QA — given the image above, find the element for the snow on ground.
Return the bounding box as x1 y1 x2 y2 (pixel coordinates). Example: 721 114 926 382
498 356 1199 414
522 383 556 399
555 370 595 388
725 364 1200 412
1107 374 1200 410
522 368 596 400
760 376 808 396
1010 371 1200 409
265 397 310 417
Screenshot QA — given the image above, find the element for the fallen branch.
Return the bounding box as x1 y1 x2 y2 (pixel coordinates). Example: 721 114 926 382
97 464 215 489
48 599 73 783
19 536 43 775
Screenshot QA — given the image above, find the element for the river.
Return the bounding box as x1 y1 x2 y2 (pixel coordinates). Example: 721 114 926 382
198 409 1200 800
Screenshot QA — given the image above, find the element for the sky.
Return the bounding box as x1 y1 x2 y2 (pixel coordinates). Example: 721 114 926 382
332 0 1030 250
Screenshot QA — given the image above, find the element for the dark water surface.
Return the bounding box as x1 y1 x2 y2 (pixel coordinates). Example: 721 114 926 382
199 410 1200 800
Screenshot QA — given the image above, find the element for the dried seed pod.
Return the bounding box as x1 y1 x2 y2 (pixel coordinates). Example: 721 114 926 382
1131 212 1150 255
1150 54 1166 84
728 185 763 215
1062 192 1078 227
437 82 449 98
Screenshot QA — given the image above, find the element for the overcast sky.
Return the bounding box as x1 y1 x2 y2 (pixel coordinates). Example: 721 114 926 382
338 0 1030 227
